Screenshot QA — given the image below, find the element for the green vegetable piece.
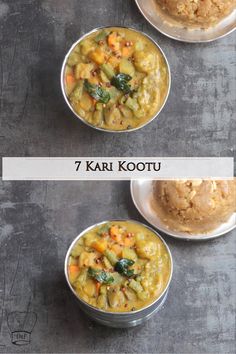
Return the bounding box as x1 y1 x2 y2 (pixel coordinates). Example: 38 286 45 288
68 256 77 266
111 272 125 285
119 58 135 77
84 80 110 104
137 291 149 301
119 95 127 105
96 103 104 111
97 294 108 309
103 256 112 269
97 223 110 236
125 97 139 112
100 63 115 80
75 268 88 286
124 287 137 301
73 44 81 53
104 250 119 266
69 82 83 102
135 41 144 51
100 285 107 295
93 110 103 126
111 73 132 94
88 267 114 284
67 51 80 66
119 105 133 120
71 243 84 257
114 258 134 277
80 40 95 56
122 247 138 262
108 288 125 308
135 232 145 241
95 30 108 43
100 70 110 83
128 279 143 294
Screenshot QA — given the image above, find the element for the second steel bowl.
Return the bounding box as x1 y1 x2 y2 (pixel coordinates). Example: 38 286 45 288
135 0 236 43
130 180 236 241
64 220 173 328
61 26 171 133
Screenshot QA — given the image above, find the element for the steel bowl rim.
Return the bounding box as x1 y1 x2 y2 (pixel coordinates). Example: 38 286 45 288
64 219 173 316
130 179 236 241
60 25 171 133
135 0 236 43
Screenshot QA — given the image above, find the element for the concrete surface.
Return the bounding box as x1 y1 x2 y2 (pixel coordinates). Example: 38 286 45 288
0 0 236 353
0 181 235 354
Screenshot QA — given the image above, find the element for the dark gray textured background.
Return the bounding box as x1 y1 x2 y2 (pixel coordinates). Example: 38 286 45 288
0 0 235 353
0 181 235 354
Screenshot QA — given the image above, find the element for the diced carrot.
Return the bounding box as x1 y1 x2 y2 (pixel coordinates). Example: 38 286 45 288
108 32 120 51
66 74 76 85
96 282 101 294
92 239 107 253
68 265 80 274
110 225 124 244
89 76 99 85
124 236 135 247
108 32 117 46
110 225 119 237
111 243 123 257
89 48 106 65
92 98 97 106
121 46 134 58
68 265 80 282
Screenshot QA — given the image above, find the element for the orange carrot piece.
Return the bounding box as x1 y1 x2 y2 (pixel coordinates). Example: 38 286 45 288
66 74 76 85
110 225 119 237
108 32 117 46
68 265 80 276
110 226 124 245
121 46 134 58
124 236 135 247
89 48 106 65
96 282 101 294
108 32 120 51
92 239 107 253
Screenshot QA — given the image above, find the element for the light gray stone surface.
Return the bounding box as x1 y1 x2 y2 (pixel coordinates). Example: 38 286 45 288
0 181 235 354
0 0 235 353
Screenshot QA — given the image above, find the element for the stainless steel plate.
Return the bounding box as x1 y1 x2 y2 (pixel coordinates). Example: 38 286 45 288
131 180 236 241
135 0 236 43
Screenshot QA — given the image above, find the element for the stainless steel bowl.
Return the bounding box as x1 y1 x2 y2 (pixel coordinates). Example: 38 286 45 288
135 0 236 43
64 220 173 327
61 26 171 133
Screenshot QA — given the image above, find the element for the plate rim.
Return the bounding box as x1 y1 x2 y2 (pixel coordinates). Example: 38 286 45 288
135 0 236 43
130 179 236 241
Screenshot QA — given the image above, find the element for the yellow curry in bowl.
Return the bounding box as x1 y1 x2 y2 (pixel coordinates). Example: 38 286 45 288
67 221 172 312
63 27 170 131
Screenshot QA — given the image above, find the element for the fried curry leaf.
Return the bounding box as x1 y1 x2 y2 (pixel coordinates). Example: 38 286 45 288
88 267 114 284
84 80 111 104
114 258 135 277
111 73 132 94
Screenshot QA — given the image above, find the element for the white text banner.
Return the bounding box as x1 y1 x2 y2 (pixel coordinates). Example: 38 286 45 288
2 157 234 180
